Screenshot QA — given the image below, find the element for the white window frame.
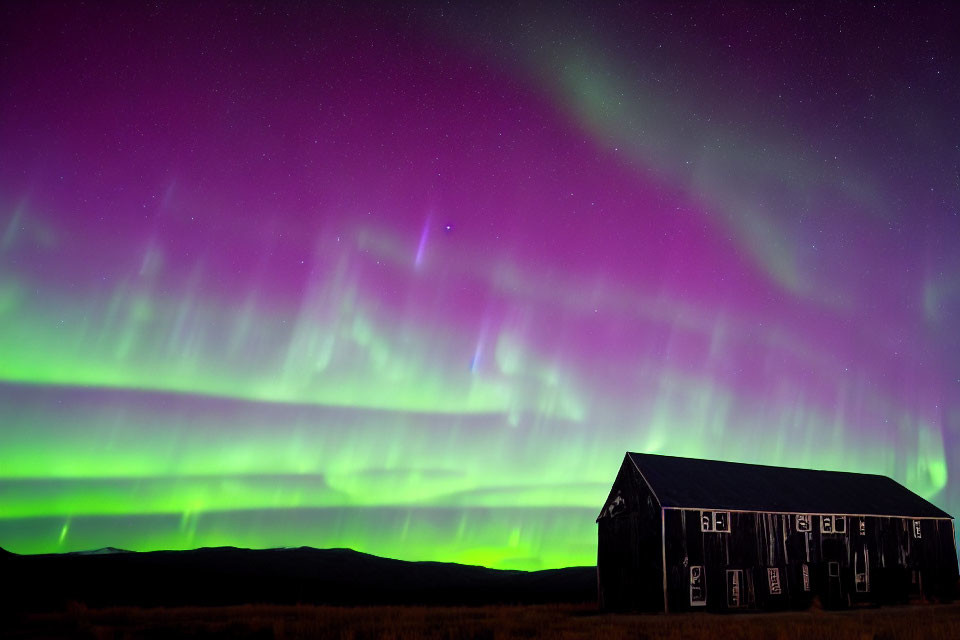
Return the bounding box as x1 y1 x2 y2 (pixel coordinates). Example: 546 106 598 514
913 520 922 539
713 511 731 533
700 511 714 532
820 514 834 533
796 514 811 532
834 515 846 534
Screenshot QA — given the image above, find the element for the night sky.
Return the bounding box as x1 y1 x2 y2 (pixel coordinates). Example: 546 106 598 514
1 1 959 570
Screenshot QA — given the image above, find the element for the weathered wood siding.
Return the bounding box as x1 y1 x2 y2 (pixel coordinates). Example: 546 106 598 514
597 458 663 611
661 509 957 611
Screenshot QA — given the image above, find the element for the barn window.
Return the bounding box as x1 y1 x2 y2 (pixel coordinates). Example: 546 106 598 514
700 511 730 533
821 515 834 533
604 493 626 518
913 520 922 539
690 565 707 606
858 518 866 536
828 561 840 578
796 514 811 532
701 510 730 532
714 511 730 532
820 515 848 533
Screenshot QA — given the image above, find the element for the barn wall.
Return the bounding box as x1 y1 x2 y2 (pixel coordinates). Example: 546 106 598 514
664 510 803 612
662 509 956 611
597 457 663 611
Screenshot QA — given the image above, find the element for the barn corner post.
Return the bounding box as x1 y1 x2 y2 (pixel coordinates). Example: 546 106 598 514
954 519 959 583
594 557 599 606
661 506 668 613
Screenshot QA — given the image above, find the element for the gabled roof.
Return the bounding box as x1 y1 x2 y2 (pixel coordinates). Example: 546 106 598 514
626 452 952 519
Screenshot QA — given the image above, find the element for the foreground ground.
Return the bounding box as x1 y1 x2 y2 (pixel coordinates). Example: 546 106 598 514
5 601 960 640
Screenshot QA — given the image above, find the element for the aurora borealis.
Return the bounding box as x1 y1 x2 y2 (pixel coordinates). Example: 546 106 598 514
1 2 959 570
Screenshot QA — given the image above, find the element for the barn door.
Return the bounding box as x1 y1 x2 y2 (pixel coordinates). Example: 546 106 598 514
726 569 743 608
690 565 707 607
854 545 870 593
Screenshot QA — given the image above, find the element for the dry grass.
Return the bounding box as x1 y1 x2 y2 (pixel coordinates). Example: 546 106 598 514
6 601 960 639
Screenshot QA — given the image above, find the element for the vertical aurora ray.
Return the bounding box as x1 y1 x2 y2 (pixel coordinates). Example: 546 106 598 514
414 217 432 269
0 2 958 569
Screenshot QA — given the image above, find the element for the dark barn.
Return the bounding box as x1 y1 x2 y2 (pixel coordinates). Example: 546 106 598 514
597 453 958 612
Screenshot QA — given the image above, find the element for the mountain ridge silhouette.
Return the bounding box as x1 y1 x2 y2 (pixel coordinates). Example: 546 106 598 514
0 545 596 610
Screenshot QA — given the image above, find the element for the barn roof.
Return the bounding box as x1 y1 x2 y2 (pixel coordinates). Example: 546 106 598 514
626 452 952 519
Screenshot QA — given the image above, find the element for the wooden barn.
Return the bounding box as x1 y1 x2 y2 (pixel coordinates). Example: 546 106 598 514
597 452 958 612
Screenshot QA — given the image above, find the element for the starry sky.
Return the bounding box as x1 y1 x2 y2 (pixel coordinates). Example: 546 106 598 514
1 1 959 570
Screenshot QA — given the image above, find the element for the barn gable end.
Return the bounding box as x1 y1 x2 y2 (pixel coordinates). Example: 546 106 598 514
596 453 665 611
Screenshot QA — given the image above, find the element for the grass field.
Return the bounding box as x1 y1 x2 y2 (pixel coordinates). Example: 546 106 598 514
6 602 960 640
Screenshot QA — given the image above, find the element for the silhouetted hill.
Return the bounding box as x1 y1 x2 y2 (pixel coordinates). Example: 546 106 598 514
64 546 132 555
0 546 596 611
